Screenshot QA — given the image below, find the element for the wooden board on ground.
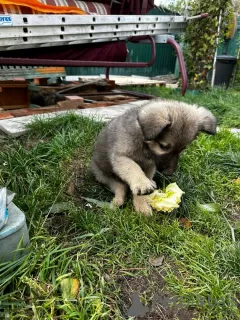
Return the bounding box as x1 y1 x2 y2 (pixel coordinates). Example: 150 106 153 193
0 66 66 80
103 95 129 101
0 98 138 119
66 75 166 87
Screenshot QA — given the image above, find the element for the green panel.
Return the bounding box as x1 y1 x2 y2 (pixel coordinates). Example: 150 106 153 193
66 42 176 77
147 7 178 16
66 6 177 77
217 16 240 57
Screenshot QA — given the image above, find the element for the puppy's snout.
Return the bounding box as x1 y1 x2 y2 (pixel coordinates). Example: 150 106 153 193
156 155 179 176
161 167 176 176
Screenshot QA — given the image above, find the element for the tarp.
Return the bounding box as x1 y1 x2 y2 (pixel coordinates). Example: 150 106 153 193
0 0 86 14
0 0 154 15
112 0 154 15
0 41 128 62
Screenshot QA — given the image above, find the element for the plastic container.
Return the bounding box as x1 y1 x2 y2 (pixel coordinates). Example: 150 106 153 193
214 55 237 88
0 202 30 262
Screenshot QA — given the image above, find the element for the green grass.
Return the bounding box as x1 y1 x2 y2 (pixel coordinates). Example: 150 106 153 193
0 108 240 319
125 86 240 128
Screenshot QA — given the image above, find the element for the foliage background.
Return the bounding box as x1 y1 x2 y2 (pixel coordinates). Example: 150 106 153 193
168 0 236 88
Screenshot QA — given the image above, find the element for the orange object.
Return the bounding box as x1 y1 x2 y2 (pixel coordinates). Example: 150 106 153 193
0 80 30 110
0 0 86 14
0 112 14 120
179 217 192 229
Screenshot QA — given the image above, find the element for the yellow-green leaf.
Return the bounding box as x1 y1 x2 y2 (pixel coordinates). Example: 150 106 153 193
144 183 184 213
60 278 80 299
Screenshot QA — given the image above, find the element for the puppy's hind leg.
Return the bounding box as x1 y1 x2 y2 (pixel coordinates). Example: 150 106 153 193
109 180 128 208
91 161 127 207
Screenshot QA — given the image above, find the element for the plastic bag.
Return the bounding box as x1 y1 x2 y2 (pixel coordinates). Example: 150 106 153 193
0 187 15 231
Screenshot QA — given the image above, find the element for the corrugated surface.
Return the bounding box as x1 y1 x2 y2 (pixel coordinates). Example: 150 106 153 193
66 42 176 77
217 16 240 57
66 7 178 77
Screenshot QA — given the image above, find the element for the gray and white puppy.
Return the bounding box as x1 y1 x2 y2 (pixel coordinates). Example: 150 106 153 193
90 99 217 215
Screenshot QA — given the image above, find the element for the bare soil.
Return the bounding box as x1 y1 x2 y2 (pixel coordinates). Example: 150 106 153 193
118 270 196 320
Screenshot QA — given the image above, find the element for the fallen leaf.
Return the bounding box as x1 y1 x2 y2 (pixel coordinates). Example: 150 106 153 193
179 217 192 229
66 182 75 196
234 177 240 185
45 202 70 214
198 203 221 213
103 273 111 282
60 278 80 299
149 256 164 267
82 197 111 208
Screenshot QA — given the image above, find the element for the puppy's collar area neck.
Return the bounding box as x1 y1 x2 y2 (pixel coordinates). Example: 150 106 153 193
136 115 153 158
143 142 154 159
136 114 146 140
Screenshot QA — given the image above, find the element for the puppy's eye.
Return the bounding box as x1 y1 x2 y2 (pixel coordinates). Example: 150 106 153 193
159 143 170 151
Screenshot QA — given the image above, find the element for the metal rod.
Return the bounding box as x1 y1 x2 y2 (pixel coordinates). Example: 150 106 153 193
232 47 240 85
187 13 208 20
167 38 188 95
105 67 110 80
211 10 222 87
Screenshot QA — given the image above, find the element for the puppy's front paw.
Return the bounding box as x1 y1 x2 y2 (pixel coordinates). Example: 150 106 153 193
133 196 152 216
131 178 156 195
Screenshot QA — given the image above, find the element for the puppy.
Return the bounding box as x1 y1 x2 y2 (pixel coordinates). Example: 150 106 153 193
90 99 217 215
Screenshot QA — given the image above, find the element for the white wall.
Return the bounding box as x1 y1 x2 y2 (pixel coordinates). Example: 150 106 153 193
154 0 177 6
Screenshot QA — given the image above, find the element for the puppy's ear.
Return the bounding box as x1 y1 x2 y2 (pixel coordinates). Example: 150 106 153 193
138 108 171 140
197 107 217 135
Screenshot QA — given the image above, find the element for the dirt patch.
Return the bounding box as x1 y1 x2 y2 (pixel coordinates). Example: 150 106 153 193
229 205 240 221
69 158 85 195
118 270 196 320
46 213 76 238
0 133 8 152
25 138 49 150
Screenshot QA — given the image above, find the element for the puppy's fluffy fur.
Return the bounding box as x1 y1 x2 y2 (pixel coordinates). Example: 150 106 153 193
90 99 217 215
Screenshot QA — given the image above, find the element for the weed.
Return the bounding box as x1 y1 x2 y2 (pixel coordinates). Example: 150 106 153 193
0 107 239 319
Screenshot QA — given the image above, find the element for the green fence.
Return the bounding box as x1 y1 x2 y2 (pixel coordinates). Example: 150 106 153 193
66 42 177 77
217 16 240 57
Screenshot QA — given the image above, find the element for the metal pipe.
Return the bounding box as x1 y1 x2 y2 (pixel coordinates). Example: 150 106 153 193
211 10 222 87
0 57 149 68
167 38 188 95
64 90 155 99
187 13 208 20
105 67 110 79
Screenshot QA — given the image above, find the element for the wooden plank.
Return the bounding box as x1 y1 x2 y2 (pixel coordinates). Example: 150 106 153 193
103 95 129 101
0 66 66 80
